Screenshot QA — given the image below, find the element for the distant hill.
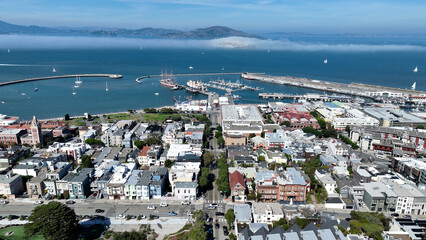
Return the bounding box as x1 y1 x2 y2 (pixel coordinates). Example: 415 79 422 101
0 20 261 39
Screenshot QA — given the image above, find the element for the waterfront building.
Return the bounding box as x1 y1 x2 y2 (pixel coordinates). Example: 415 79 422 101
268 102 320 129
363 107 426 127
0 114 19 126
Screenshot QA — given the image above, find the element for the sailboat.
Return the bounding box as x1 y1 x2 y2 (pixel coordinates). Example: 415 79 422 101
52 68 56 73
412 82 416 90
75 76 83 84
34 84 38 92
7 49 10 53
72 87 76 95
413 66 418 73
106 82 109 92
189 66 194 70
324 59 328 64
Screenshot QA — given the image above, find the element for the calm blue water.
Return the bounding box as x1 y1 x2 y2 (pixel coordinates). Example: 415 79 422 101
0 40 425 120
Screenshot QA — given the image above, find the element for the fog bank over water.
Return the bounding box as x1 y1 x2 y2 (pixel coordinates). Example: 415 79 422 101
0 35 426 52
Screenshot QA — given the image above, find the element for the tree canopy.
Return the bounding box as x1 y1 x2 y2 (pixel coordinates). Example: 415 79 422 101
225 209 235 227
134 134 162 149
24 202 78 240
80 155 93 168
84 137 103 146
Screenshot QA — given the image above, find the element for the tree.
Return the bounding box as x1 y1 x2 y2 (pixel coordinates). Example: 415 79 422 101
84 138 103 146
24 202 78 240
229 233 237 240
164 159 174 168
64 113 70 121
187 220 207 240
80 155 93 168
417 125 425 129
134 140 144 149
202 151 215 167
294 217 310 229
345 125 351 133
199 167 210 188
248 133 256 139
258 155 265 162
225 209 235 227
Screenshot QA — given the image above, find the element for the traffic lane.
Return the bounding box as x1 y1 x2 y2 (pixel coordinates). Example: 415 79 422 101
0 202 197 218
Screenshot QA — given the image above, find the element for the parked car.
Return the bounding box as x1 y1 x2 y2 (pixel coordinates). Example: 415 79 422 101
65 200 75 204
215 212 224 216
223 226 229 236
147 205 156 210
215 223 220 229
95 209 105 213
181 200 191 205
391 213 399 218
0 201 9 205
168 211 177 216
150 215 159 219
139 215 147 219
34 200 43 205
160 203 168 207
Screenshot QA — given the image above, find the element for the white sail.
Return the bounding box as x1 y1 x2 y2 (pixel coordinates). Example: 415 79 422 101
324 59 328 64
52 67 56 73
412 82 416 90
414 66 418 73
106 82 109 91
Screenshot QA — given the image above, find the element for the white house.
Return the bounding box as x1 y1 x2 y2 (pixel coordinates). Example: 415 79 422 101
315 169 338 197
252 202 284 224
174 181 198 200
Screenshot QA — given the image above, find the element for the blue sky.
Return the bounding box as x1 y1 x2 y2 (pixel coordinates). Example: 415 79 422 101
0 0 425 34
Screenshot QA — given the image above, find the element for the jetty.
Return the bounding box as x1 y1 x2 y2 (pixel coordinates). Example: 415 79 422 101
0 74 122 87
136 72 243 83
242 73 426 99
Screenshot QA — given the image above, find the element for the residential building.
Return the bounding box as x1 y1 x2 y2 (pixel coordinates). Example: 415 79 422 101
0 128 27 145
362 181 397 212
0 173 24 197
68 168 93 199
106 163 136 200
255 168 308 204
229 170 246 202
252 202 284 224
26 176 45 199
174 182 197 200
315 169 338 197
224 133 247 147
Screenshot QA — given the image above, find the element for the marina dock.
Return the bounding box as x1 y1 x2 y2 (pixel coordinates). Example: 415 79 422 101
0 74 122 87
243 73 426 99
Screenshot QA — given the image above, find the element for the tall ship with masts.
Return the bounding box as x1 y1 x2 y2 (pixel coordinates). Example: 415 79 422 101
159 68 179 89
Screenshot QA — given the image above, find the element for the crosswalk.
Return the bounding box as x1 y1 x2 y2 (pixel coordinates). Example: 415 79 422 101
205 200 224 204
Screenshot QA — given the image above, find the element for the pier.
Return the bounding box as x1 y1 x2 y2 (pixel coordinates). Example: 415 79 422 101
136 72 243 83
259 93 353 102
243 73 426 99
0 74 122 87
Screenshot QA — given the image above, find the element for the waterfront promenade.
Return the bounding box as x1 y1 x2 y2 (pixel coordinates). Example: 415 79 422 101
135 72 243 83
0 74 122 87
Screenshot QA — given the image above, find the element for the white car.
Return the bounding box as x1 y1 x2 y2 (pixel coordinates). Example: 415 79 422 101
160 203 168 207
0 201 8 205
34 200 44 205
207 204 216 210
181 200 191 205
147 205 156 210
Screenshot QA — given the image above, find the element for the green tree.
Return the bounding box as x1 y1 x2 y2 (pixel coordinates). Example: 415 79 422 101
113 231 147 240
225 209 235 227
64 113 70 121
258 155 265 162
199 167 210 188
294 217 310 229
24 202 78 240
164 159 174 168
84 138 103 146
229 233 237 240
134 140 144 149
202 151 215 167
345 125 351 133
248 133 256 139
417 125 425 129
187 220 207 240
80 155 93 168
